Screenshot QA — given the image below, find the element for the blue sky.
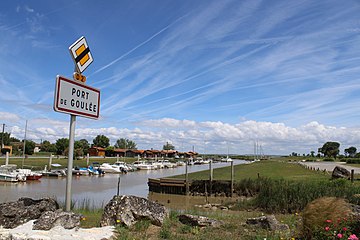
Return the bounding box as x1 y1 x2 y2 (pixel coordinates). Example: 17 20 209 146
1 0 360 155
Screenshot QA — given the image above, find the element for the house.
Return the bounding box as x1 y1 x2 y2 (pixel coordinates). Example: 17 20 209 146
161 150 178 158
113 148 126 157
88 147 106 157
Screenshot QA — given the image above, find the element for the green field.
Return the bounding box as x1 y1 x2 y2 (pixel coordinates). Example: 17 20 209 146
174 160 329 181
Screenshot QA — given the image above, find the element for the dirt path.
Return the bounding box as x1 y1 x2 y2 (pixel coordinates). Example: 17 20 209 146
299 161 360 174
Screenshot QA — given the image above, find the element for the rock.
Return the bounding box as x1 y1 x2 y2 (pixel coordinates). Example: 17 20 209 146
178 214 224 228
332 166 350 179
100 195 168 227
33 209 83 230
246 215 290 232
0 197 59 229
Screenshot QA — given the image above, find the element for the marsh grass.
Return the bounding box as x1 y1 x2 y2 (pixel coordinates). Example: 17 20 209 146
233 177 360 213
174 160 328 181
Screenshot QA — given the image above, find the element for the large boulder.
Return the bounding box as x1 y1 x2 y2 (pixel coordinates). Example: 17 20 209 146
0 197 59 229
332 166 350 179
100 195 168 227
33 209 83 230
178 214 224 228
246 215 290 232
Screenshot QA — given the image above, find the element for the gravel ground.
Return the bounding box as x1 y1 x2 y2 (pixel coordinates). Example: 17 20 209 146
299 161 360 174
0 220 115 240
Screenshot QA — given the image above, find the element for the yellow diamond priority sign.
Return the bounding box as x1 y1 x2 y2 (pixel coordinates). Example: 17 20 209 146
69 36 93 73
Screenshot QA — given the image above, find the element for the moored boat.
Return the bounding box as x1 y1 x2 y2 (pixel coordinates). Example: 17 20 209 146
133 161 156 170
16 168 42 180
0 165 27 182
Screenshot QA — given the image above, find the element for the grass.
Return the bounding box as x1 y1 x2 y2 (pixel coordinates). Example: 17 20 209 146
107 209 299 240
174 160 329 181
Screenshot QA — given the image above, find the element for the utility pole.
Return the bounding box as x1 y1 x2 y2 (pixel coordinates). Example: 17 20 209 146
22 120 28 168
1 123 5 149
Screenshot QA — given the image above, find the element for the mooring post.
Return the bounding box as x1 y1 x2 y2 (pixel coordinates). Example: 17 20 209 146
185 161 189 195
117 174 121 196
351 169 354 183
209 160 213 195
86 153 89 166
231 161 234 197
48 154 53 171
5 151 9 165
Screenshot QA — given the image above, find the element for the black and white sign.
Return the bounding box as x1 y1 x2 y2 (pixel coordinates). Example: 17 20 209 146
54 75 100 119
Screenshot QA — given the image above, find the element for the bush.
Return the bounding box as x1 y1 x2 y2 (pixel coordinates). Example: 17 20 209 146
302 197 354 239
323 158 334 162
234 178 360 213
347 159 360 164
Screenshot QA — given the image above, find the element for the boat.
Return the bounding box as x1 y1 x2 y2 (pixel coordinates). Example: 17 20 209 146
16 168 42 180
42 164 66 177
87 165 105 175
99 163 122 173
162 160 177 168
112 161 133 173
0 165 27 182
72 167 90 176
132 161 156 170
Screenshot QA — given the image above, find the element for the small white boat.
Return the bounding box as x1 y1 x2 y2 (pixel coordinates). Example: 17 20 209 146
99 163 122 173
16 168 42 180
0 165 27 182
162 160 177 168
176 161 186 166
133 161 156 170
112 161 133 172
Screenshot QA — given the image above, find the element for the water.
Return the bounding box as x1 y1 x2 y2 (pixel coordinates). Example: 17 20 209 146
0 160 246 208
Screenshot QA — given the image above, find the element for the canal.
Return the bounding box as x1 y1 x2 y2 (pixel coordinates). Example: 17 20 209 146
0 160 246 208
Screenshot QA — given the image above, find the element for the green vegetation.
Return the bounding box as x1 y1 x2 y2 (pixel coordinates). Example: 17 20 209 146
175 160 329 181
114 138 137 149
58 159 360 239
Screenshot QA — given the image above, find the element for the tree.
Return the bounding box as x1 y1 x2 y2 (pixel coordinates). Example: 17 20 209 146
310 151 315 157
319 142 340 159
9 137 20 142
73 139 90 155
0 132 11 146
345 146 357 157
41 140 57 153
55 138 69 155
163 142 175 150
114 138 137 149
105 146 115 157
92 135 110 148
24 140 35 155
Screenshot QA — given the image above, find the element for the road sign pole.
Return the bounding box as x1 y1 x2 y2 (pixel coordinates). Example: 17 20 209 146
65 114 76 211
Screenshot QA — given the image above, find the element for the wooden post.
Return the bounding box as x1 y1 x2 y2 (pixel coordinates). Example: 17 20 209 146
5 151 9 165
351 169 354 183
86 153 89 166
209 160 213 195
231 161 234 197
185 161 189 195
49 154 53 171
117 175 121 196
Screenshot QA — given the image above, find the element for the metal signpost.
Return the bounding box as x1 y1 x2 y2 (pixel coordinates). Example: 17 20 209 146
54 36 99 211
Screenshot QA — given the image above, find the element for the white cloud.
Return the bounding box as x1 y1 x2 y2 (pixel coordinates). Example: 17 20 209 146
0 112 20 122
24 5 35 13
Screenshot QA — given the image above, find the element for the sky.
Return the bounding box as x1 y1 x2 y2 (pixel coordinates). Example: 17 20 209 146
1 0 360 155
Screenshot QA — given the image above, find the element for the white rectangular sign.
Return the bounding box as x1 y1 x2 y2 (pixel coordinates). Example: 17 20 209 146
54 75 100 119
